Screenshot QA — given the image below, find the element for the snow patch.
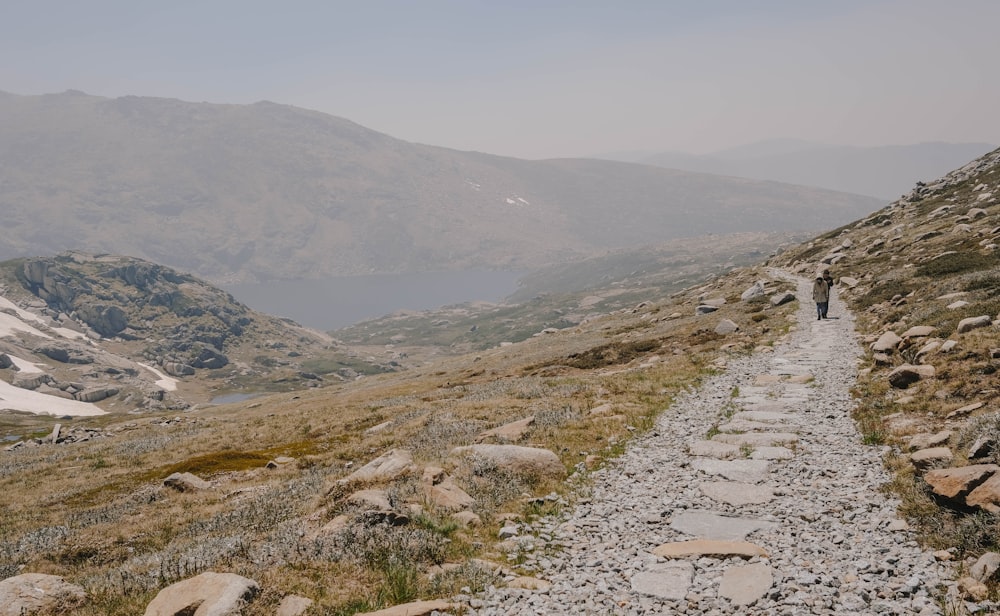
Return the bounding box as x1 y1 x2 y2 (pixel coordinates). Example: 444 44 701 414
7 355 46 374
0 296 87 341
0 379 106 416
138 362 179 392
0 311 51 339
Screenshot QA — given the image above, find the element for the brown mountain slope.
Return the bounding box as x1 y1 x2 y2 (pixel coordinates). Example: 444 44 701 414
0 90 882 282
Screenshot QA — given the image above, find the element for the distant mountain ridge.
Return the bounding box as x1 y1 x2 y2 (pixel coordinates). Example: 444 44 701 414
0 90 882 283
599 140 997 200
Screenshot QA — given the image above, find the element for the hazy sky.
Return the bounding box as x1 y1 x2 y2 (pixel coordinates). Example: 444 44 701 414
3 0 998 159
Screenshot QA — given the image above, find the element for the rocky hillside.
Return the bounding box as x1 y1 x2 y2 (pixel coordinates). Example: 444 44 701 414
772 147 1000 565
0 252 391 432
0 90 882 282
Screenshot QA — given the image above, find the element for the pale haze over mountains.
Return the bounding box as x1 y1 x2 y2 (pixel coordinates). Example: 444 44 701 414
598 140 998 200
0 91 882 284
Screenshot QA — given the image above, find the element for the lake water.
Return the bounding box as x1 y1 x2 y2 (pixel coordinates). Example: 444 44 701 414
225 270 523 331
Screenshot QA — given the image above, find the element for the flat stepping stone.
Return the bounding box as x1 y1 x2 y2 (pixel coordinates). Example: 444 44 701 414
688 440 741 459
698 481 776 506
630 562 693 600
731 410 800 424
719 563 773 606
750 446 795 460
712 432 799 447
691 459 771 483
718 419 794 433
652 539 768 560
752 374 785 385
670 511 777 541
739 402 796 413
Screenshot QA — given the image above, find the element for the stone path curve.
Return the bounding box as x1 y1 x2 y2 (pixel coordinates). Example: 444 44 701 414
470 272 955 615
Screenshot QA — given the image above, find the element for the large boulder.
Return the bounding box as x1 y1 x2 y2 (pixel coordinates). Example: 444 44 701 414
901 325 936 339
75 386 119 403
163 472 212 492
871 331 903 353
966 474 1000 513
769 292 795 306
957 315 993 333
448 444 566 479
163 361 196 377
339 449 416 484
144 571 259 616
476 416 535 443
740 282 765 301
12 372 51 390
0 573 87 616
714 319 739 335
0 353 11 369
924 465 999 502
888 364 935 389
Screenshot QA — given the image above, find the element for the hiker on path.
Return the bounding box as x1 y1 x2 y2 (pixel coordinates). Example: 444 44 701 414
821 269 834 318
812 274 830 320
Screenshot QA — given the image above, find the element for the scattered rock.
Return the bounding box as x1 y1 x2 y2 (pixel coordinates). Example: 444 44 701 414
907 430 953 451
740 282 766 301
901 325 935 338
695 304 719 315
971 552 1000 583
957 576 989 602
715 319 739 335
887 364 935 389
957 315 993 333
276 595 314 616
909 447 953 470
770 291 795 306
339 449 416 484
163 472 211 492
143 571 259 616
924 464 998 501
946 401 983 419
871 331 903 352
966 474 1000 513
452 510 482 527
347 489 392 511
476 416 535 443
0 573 87 616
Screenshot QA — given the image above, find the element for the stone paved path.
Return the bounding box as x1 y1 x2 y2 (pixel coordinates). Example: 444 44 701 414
470 273 956 615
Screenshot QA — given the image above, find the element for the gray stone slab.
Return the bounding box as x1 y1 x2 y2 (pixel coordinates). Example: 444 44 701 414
671 511 777 541
750 446 795 460
691 458 772 483
630 562 694 600
731 411 800 424
719 563 773 606
739 402 795 413
698 481 776 506
688 440 741 459
718 419 795 433
712 432 799 447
